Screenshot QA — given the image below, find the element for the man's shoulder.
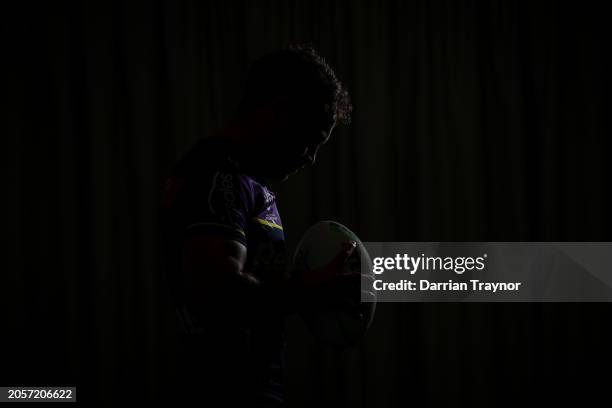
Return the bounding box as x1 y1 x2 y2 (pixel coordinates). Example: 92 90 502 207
171 137 234 177
166 138 268 207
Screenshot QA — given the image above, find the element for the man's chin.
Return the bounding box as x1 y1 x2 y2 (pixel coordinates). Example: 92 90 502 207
268 166 303 182
256 172 289 184
273 172 294 183
256 163 304 183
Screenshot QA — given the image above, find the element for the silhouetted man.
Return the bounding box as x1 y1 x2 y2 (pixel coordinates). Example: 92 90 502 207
160 44 353 406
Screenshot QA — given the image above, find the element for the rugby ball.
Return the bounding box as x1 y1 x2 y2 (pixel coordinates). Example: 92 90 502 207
293 220 376 348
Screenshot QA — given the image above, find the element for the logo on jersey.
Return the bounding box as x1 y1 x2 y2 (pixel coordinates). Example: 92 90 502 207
209 172 240 222
264 213 280 225
262 188 274 206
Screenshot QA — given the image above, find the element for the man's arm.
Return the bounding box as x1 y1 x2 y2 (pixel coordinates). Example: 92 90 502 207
181 229 263 324
181 229 359 323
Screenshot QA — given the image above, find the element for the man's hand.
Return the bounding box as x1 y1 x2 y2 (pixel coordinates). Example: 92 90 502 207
290 241 368 312
297 241 361 286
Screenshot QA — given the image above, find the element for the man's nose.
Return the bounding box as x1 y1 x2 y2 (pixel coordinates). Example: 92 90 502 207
307 146 320 165
305 152 317 166
301 154 314 168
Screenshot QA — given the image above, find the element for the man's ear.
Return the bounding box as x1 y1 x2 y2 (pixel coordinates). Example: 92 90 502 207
270 95 293 126
251 95 291 131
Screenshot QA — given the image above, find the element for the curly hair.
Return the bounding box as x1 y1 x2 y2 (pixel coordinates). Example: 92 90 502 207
238 44 352 125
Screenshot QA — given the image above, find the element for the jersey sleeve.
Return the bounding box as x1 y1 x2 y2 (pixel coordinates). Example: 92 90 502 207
177 171 254 246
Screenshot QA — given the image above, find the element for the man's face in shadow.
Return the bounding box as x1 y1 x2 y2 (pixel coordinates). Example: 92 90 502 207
255 97 337 181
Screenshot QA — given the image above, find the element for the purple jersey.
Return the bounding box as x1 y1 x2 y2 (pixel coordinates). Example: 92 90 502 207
160 136 286 406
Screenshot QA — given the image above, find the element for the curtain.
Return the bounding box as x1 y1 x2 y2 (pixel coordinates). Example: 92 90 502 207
5 0 611 406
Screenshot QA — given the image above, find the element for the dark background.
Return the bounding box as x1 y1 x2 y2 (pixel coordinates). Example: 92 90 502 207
4 0 611 406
